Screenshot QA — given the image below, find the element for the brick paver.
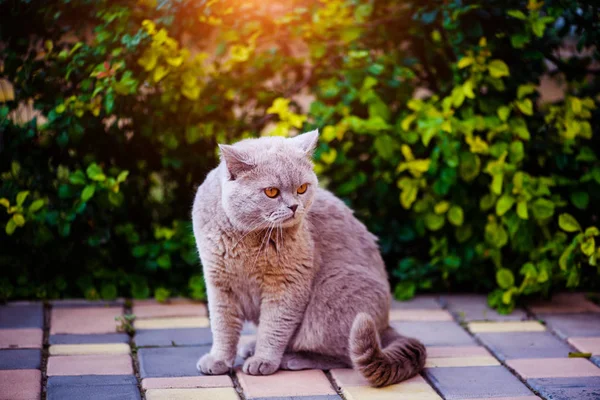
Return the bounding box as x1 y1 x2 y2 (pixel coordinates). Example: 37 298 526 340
478 331 575 361
47 354 133 376
0 328 43 349
46 375 140 400
0 369 41 400
50 307 122 334
4 294 600 399
134 327 213 347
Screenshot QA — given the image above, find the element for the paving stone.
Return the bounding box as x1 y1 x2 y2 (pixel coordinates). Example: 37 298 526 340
424 366 534 400
134 317 209 330
134 300 207 319
426 346 491 358
389 309 453 321
391 321 475 346
528 377 600 400
0 304 43 329
49 343 130 356
341 375 441 400
542 313 600 338
47 354 133 376
145 388 239 400
135 328 212 347
252 396 342 400
0 349 41 370
138 345 211 378
441 294 528 322
49 333 129 345
568 337 600 354
391 296 442 310
426 356 499 368
0 328 43 349
50 307 121 335
0 369 41 400
237 369 337 398
50 299 125 308
330 368 370 387
47 375 140 400
467 397 540 400
142 376 233 389
478 331 575 361
468 321 545 333
506 357 600 379
528 293 600 314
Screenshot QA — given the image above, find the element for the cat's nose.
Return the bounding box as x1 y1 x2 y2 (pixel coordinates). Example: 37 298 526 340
288 204 298 214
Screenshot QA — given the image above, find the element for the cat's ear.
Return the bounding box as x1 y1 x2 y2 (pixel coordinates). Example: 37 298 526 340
289 129 319 157
218 144 255 180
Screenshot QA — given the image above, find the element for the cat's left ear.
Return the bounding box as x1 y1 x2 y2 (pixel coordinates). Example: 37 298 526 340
289 129 319 157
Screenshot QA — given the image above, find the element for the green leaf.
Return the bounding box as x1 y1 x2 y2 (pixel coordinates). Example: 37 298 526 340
488 60 510 78
507 10 527 19
569 352 592 358
496 268 515 289
5 218 16 235
516 98 533 115
425 212 445 231
559 243 575 270
517 200 529 220
585 227 599 237
100 284 118 300
496 195 515 216
86 163 106 182
531 198 555 220
480 193 496 211
29 199 45 213
0 198 10 208
448 205 464 226
511 33 530 48
154 287 171 303
558 213 581 232
16 191 29 207
157 253 172 269
12 214 25 227
497 106 511 122
581 237 595 257
81 185 95 201
394 281 416 301
116 170 129 183
570 192 589 210
69 170 87 185
457 56 474 69
517 84 537 99
434 201 450 214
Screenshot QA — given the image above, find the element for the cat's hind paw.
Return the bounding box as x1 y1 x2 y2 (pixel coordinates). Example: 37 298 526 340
196 353 231 375
242 355 279 375
237 339 256 360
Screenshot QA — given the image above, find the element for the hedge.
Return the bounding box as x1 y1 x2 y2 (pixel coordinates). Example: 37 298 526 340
0 0 598 311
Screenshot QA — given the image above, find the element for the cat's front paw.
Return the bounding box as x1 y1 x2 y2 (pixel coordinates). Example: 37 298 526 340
196 353 231 375
242 355 279 375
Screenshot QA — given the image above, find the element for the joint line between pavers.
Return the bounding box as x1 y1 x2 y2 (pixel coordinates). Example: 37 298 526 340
230 369 248 400
41 301 51 400
126 299 146 400
437 298 547 400
324 369 349 400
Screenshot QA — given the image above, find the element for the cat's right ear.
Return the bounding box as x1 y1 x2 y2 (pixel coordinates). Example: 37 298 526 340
218 144 255 180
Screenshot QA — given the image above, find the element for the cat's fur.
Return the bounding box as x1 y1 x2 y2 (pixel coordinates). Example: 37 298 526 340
191 130 426 386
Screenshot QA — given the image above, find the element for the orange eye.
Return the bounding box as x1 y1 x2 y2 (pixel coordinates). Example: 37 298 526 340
297 183 308 194
264 187 280 198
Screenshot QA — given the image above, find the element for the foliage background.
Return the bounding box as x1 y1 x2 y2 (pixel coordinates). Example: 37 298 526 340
0 0 598 310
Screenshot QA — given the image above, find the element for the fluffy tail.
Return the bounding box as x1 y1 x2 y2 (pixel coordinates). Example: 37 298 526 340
349 313 426 387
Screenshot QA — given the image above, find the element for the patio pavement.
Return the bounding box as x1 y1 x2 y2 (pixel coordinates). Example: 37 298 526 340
1 293 600 399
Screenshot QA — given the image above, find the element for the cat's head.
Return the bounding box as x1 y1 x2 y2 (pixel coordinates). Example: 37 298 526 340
218 130 319 231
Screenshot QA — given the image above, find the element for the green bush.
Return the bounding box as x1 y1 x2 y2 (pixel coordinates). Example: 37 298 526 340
1 0 598 311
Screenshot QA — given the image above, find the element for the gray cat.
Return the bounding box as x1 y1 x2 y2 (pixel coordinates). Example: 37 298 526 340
191 129 426 386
